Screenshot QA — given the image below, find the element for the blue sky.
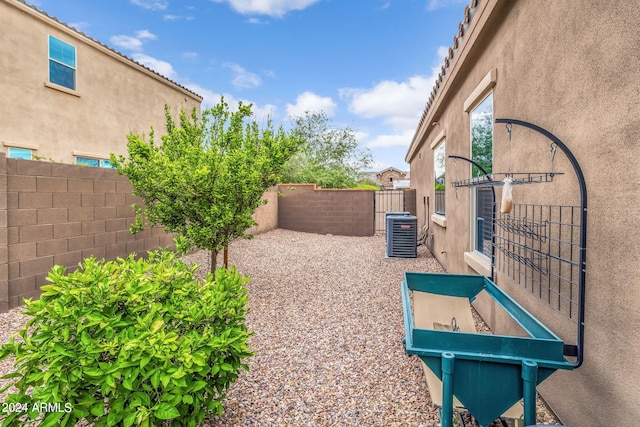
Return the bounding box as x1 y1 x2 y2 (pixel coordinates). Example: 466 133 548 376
33 0 468 171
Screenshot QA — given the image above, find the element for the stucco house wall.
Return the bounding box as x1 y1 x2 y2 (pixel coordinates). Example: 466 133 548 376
0 0 202 164
406 1 640 426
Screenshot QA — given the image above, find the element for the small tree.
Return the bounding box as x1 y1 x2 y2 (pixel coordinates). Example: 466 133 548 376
111 97 300 271
282 111 373 188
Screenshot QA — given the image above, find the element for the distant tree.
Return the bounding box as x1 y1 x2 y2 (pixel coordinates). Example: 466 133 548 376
471 110 493 177
282 111 373 188
111 97 301 271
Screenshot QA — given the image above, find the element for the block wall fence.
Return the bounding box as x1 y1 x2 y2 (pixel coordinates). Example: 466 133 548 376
0 156 412 312
276 184 375 236
0 155 178 311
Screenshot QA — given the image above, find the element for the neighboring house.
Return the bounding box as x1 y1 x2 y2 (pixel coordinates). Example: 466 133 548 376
376 167 408 190
406 1 640 426
0 0 202 166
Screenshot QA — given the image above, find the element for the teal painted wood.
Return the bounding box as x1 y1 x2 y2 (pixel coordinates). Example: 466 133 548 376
404 272 485 298
401 272 574 427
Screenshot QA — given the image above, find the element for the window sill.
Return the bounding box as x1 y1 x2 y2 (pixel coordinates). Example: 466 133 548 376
3 141 38 150
464 251 491 277
431 213 447 228
44 82 80 97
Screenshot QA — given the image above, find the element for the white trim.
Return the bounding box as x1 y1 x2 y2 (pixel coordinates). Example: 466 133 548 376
3 141 39 150
429 129 447 150
44 81 80 97
464 251 491 276
463 68 497 112
72 150 110 160
431 213 447 228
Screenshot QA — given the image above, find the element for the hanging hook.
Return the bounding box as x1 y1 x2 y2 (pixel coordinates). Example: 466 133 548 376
550 143 558 176
506 123 513 142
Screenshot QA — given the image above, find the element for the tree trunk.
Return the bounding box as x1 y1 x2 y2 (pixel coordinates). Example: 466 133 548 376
224 247 229 268
211 249 217 272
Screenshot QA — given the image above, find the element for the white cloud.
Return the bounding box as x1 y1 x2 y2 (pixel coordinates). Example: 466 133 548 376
339 75 433 137
135 30 157 40
211 0 321 17
365 130 415 148
132 53 177 80
340 45 448 131
130 0 168 11
183 82 276 123
224 63 262 89
286 91 336 117
252 103 278 123
110 35 144 51
339 46 449 149
110 30 157 52
182 51 199 60
164 14 195 21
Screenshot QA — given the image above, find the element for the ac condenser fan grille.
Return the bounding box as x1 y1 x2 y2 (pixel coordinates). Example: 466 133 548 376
386 215 417 258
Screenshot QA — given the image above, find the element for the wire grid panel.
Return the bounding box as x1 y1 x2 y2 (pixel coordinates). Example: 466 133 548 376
494 204 581 322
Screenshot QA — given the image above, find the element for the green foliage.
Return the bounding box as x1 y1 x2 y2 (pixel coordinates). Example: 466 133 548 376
353 184 380 190
355 177 382 190
470 95 493 178
111 97 300 270
434 183 446 191
281 111 372 188
0 250 253 427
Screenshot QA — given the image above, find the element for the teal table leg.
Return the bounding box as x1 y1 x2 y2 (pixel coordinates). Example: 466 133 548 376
522 359 538 426
441 352 456 427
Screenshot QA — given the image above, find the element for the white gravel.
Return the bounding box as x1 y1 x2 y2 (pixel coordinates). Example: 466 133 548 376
0 229 560 426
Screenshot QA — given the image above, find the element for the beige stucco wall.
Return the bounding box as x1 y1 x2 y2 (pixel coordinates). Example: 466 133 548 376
407 1 640 426
245 189 279 236
0 0 202 164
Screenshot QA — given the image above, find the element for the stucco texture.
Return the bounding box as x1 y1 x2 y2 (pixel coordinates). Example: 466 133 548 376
407 1 640 426
0 0 201 164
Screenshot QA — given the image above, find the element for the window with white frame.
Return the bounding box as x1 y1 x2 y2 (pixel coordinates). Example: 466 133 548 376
434 141 446 215
49 35 76 90
470 93 493 258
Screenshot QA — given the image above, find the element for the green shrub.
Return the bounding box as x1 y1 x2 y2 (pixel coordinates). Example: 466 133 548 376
0 250 253 427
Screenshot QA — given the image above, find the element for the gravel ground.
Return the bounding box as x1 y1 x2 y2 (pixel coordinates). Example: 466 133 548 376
0 229 561 426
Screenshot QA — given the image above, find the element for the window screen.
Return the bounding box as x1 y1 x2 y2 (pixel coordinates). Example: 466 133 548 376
49 35 76 90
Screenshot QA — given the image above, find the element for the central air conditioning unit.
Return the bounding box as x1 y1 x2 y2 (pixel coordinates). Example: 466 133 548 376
384 211 410 236
386 214 417 258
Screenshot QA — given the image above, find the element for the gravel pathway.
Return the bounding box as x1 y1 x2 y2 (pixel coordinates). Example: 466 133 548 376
0 229 560 426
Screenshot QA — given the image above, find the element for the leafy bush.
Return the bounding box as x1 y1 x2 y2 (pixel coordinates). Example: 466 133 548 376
0 250 253 427
353 184 380 190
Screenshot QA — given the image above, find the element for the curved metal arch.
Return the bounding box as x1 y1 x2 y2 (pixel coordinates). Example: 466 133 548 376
448 155 496 282
495 118 587 368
